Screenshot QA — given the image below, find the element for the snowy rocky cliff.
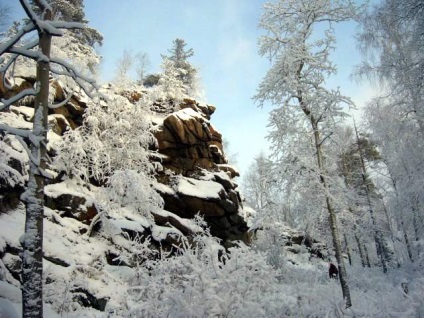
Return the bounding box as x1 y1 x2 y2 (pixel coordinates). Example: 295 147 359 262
0 72 328 315
0 68 250 242
0 71 251 314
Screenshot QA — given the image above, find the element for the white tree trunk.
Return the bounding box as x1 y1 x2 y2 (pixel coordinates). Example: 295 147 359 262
21 23 51 318
311 123 352 308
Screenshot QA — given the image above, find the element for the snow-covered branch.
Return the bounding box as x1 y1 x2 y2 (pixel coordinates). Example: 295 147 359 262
0 88 36 111
48 86 75 109
0 22 36 56
7 47 49 62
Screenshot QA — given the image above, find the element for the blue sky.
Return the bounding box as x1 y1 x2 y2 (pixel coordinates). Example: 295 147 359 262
8 1 373 178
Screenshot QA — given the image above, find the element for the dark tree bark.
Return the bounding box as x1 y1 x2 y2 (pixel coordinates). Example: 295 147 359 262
354 230 366 267
363 244 371 268
344 234 352 266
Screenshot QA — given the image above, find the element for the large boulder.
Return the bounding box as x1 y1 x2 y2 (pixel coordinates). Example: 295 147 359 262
154 172 248 246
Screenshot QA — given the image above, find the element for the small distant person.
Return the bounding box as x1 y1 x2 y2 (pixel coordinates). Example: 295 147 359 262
329 262 338 279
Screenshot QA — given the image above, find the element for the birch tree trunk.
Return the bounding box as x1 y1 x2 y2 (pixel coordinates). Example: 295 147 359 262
401 220 414 262
311 123 352 308
21 5 52 317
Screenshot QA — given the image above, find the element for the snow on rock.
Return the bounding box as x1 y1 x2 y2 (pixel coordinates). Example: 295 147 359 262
151 224 184 243
0 111 33 131
177 177 225 200
0 208 24 253
217 163 240 178
107 218 148 237
10 105 34 121
0 74 251 314
150 98 249 245
0 281 21 303
44 180 97 223
153 182 175 196
0 164 25 189
152 209 203 235
0 204 137 316
153 99 226 176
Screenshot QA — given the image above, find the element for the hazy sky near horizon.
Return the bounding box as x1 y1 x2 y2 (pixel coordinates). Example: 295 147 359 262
8 1 374 178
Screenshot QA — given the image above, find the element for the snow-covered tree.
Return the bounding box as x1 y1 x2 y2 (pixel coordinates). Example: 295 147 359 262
135 51 150 85
243 152 287 224
357 0 424 263
363 99 424 263
334 123 396 270
0 2 97 316
145 58 189 109
163 38 195 83
254 0 364 307
30 0 103 47
114 49 134 87
53 92 163 219
162 38 203 100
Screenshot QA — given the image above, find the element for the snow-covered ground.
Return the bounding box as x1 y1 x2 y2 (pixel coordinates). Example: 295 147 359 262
1 202 423 317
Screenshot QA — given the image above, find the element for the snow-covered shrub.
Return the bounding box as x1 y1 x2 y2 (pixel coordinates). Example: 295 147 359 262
54 95 155 181
253 224 287 269
53 93 163 219
126 219 286 318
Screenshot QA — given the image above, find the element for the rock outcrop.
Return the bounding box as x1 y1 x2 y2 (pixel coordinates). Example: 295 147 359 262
0 74 251 313
152 99 248 246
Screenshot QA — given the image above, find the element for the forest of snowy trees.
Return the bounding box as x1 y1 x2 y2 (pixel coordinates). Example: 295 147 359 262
0 0 424 317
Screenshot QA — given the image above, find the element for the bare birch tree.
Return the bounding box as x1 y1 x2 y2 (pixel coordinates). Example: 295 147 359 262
0 1 97 316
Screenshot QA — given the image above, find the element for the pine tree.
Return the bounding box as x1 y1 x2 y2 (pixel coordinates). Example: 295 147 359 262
162 38 198 94
30 0 103 47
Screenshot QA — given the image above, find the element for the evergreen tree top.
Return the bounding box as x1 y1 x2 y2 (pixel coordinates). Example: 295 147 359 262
30 0 103 47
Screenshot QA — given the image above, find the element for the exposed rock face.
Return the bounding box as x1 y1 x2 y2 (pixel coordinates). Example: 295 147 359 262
1 76 250 245
152 99 248 246
154 105 226 175
0 135 28 214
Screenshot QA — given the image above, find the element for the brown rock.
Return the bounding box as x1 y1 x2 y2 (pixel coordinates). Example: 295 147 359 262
48 114 71 135
44 184 97 224
217 164 240 178
151 100 248 245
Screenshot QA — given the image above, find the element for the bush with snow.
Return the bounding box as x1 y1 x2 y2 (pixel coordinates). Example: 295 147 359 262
52 92 163 221
126 219 288 318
